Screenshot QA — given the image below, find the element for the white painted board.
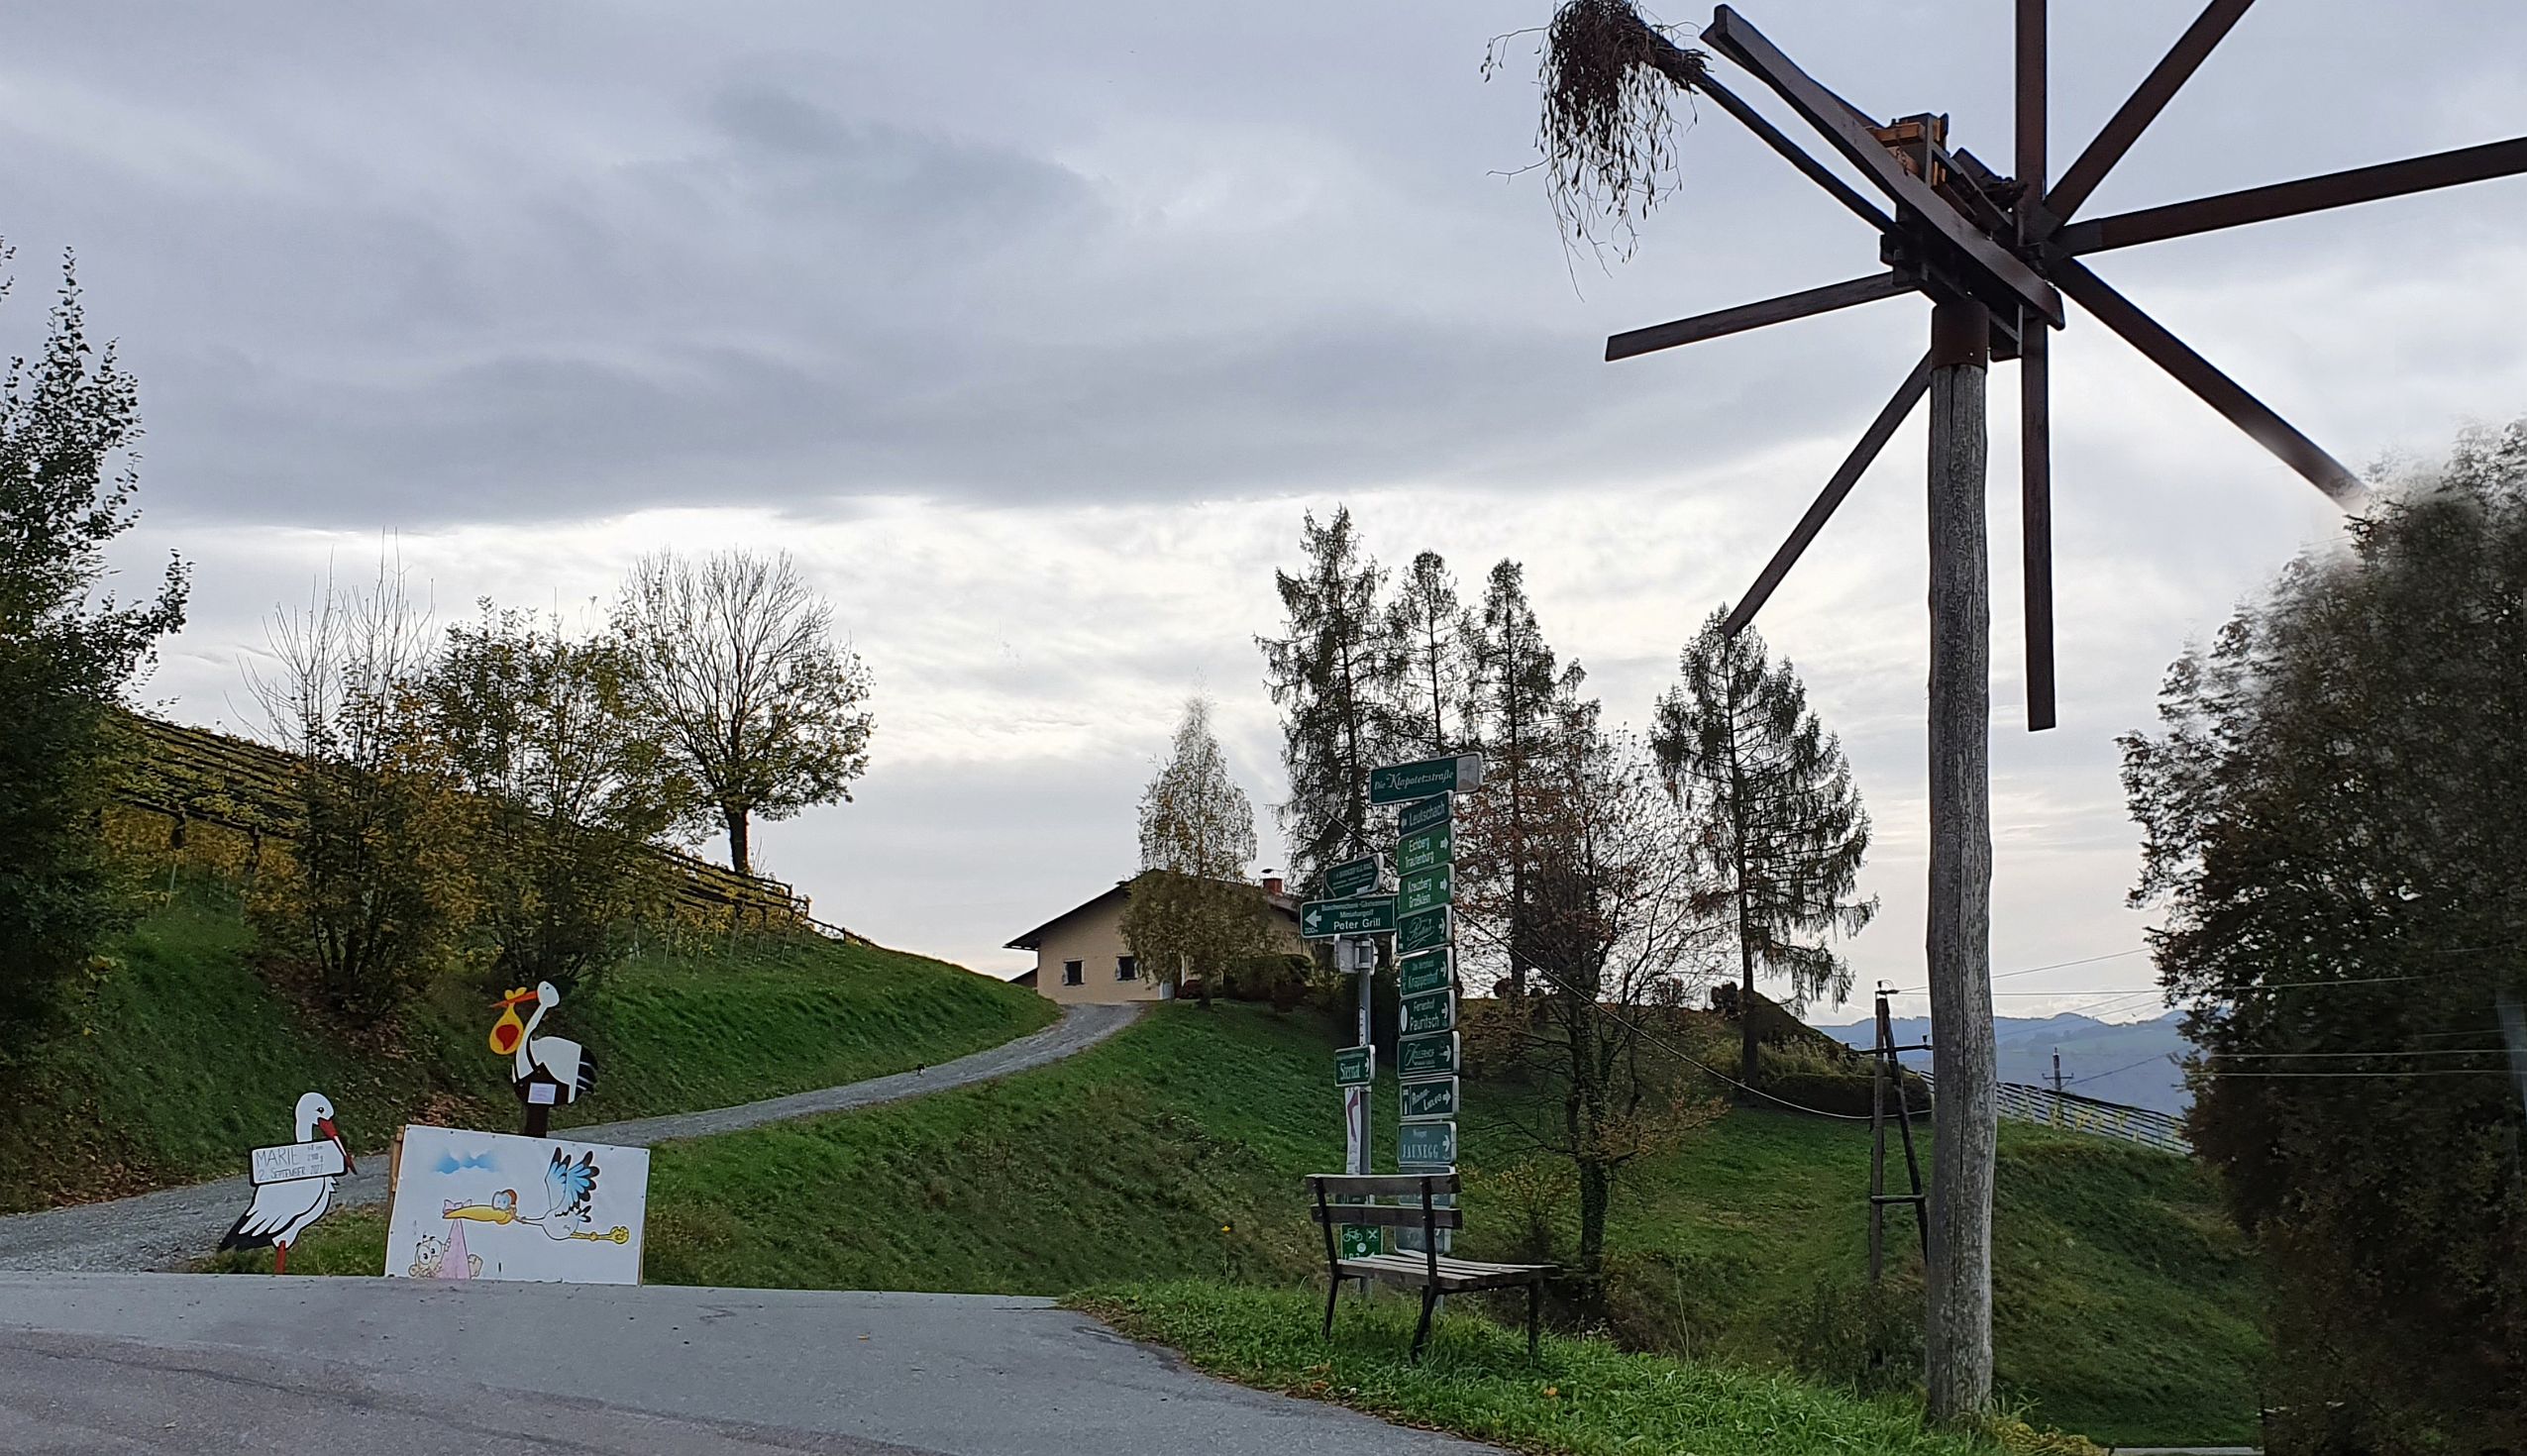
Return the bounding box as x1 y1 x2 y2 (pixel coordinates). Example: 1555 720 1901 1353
250 1140 348 1186
384 1125 648 1286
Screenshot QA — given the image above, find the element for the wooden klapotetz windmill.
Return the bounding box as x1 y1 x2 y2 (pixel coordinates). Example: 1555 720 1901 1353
1525 0 2527 1417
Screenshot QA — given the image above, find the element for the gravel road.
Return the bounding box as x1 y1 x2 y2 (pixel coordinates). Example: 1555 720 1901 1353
0 1001 1138 1275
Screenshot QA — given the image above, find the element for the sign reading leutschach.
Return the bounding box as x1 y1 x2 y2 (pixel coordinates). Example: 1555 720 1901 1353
1368 755 1483 806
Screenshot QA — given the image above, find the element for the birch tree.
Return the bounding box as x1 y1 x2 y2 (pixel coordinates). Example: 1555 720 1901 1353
1651 608 1875 1096
1121 696 1267 1009
612 550 872 878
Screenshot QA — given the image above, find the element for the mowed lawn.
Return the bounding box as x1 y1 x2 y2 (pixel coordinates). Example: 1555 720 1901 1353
265 1002 2262 1446
1 883 1053 1212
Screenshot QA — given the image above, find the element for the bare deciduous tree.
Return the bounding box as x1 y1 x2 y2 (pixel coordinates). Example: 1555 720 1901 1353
612 550 873 878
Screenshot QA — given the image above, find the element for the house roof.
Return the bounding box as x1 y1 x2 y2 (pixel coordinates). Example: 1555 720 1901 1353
1004 870 1300 952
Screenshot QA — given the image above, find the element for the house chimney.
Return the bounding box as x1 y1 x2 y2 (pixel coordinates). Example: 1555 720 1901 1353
1260 870 1283 897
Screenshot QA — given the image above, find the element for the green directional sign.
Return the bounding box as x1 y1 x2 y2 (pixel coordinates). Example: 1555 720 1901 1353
1397 1120 1457 1167
1334 1045 1375 1087
1398 821 1453 876
1324 855 1381 898
1300 895 1395 940
1398 948 1450 996
1340 1224 1382 1259
1369 754 1483 806
1400 1078 1459 1122
1398 1031 1458 1080
1400 988 1455 1036
1398 794 1451 836
1399 865 1453 915
1398 904 1447 956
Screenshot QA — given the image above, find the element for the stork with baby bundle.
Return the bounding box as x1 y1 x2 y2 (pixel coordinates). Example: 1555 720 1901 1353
489 981 597 1137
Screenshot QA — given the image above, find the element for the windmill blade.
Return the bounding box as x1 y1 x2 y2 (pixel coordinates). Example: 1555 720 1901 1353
2056 136 2527 256
2053 259 2367 508
1720 353 1934 639
2046 0 2257 224
2020 324 2056 732
1608 272 1911 362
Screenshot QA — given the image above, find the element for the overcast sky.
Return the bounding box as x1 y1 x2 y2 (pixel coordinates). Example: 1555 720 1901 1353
6 1 2523 1025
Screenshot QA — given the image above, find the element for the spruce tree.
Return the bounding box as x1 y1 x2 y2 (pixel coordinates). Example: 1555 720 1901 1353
1257 508 1396 894
1651 607 1874 1095
1468 560 1576 998
1383 550 1476 757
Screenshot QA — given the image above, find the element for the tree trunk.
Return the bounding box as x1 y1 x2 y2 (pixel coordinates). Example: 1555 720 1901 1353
1924 295 1997 1423
1575 1154 1612 1318
1730 682 1758 1101
724 805 752 878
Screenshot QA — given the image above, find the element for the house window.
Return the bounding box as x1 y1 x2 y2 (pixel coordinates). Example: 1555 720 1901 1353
1116 955 1138 981
1062 960 1084 986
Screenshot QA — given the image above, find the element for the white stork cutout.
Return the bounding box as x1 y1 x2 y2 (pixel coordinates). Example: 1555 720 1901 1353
490 982 597 1127
219 1092 353 1274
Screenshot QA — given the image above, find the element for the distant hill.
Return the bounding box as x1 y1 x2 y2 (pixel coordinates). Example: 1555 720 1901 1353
1809 1010 2195 1115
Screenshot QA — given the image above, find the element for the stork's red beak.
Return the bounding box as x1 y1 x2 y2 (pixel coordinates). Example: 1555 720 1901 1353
319 1117 356 1175
493 988 539 1009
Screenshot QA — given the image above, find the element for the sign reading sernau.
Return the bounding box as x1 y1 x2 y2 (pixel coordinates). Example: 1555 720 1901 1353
1398 949 1450 996
1324 855 1381 899
1300 895 1395 940
1334 1045 1375 1087
1399 866 1453 916
1398 1031 1458 1081
1400 1079 1458 1122
1397 1120 1457 1167
1369 754 1484 806
1398 905 1447 956
1400 988 1455 1037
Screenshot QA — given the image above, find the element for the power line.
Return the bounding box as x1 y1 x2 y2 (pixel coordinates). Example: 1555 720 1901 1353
2197 1068 2517 1079
2069 1053 2172 1084
2202 1047 2513 1059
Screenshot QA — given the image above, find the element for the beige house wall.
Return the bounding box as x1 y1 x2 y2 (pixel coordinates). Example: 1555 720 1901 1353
1020 881 1310 1005
1033 898 1167 1005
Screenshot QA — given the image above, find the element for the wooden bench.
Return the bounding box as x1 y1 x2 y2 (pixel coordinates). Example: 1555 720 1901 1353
1305 1173 1555 1361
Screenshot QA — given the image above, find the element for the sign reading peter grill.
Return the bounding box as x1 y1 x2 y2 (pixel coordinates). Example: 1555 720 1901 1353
1300 895 1395 940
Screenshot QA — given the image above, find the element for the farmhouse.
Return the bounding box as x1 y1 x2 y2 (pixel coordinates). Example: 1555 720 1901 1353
1005 871 1306 1004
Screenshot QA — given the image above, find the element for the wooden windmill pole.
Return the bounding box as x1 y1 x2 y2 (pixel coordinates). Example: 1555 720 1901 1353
1521 0 2527 1421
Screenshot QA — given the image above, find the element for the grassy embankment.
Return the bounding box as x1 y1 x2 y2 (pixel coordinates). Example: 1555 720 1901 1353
0 883 1054 1213
274 1002 2260 1446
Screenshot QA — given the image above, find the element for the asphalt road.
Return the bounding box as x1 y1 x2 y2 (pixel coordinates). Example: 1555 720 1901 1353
0 1001 1139 1274
0 1274 1498 1456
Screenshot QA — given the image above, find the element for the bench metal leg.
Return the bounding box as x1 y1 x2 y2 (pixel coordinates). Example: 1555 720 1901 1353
1322 1275 1343 1340
1527 1282 1541 1360
1409 1285 1439 1363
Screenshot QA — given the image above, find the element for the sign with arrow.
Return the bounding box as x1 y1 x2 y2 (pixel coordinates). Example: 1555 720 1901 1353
1399 866 1452 916
1398 1032 1458 1081
1397 1121 1457 1167
1397 949 1450 996
1323 855 1381 899
1334 1045 1375 1088
1369 754 1484 806
1400 988 1455 1037
1300 895 1395 940
1398 821 1452 876
1400 1079 1458 1122
1397 905 1447 956
1398 794 1451 836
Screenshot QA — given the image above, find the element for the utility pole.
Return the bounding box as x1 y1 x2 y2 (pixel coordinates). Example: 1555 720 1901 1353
1923 295 1998 1418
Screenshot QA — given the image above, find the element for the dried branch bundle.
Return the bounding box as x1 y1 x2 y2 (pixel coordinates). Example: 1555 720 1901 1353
1528 0 1708 255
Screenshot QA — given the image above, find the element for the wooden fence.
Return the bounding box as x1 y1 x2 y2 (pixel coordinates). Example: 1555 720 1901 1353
1915 1068 2191 1155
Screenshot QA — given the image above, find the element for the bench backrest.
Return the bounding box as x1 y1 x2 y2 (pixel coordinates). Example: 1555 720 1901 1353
1304 1173 1462 1231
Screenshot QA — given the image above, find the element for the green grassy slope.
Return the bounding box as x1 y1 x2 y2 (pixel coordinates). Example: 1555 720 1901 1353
274 1001 2259 1444
0 885 1053 1213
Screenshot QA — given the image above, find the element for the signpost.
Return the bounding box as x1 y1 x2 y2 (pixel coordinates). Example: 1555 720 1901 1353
1398 1031 1458 1080
1400 1079 1459 1122
1334 1045 1375 1087
1368 754 1484 805
1398 822 1452 877
1301 895 1396 940
1400 988 1455 1037
1399 866 1453 916
1398 949 1450 996
1397 1121 1457 1167
1398 904 1448 956
1324 855 1382 899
